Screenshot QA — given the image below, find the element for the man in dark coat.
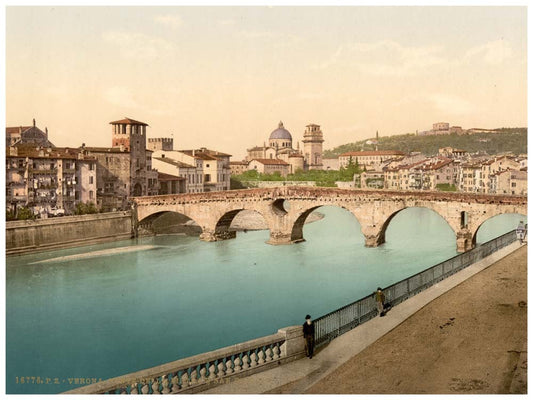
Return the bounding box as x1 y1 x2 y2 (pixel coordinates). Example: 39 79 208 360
302 314 315 359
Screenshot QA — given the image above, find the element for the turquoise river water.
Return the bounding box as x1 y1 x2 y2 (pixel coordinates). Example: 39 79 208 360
5 206 525 394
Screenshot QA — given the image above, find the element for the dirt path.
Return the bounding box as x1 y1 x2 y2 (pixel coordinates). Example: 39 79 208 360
271 245 527 394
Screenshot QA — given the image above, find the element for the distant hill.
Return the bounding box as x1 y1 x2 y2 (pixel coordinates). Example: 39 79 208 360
324 128 527 158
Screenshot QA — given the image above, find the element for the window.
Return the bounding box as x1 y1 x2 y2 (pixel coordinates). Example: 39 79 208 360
104 182 114 193
89 176 94 184
205 174 211 182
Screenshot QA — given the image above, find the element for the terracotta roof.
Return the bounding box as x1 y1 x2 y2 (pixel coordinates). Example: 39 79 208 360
250 158 290 166
247 146 271 152
109 117 148 126
419 158 453 171
339 150 405 157
153 157 196 169
84 146 129 153
7 145 96 161
179 149 232 158
158 172 186 181
6 126 32 135
289 154 304 158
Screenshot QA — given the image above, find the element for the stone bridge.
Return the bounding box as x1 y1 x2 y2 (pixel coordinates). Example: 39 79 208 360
133 187 527 252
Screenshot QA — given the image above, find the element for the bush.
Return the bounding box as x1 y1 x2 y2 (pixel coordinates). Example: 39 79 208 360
74 202 98 215
436 183 457 192
16 207 35 220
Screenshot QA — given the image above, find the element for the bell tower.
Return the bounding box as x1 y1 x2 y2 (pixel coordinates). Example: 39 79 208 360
302 124 324 170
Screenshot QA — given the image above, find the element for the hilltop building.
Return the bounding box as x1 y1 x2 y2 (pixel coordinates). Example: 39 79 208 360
418 122 464 136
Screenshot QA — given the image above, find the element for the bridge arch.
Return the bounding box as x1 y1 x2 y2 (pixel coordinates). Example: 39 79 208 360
472 211 527 245
373 206 456 248
290 204 363 243
212 208 271 241
137 210 201 236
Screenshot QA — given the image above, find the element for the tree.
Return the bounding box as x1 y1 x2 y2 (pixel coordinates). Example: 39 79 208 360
16 207 35 220
74 201 98 215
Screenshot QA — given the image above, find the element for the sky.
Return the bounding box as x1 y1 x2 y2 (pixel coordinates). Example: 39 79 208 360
5 5 527 160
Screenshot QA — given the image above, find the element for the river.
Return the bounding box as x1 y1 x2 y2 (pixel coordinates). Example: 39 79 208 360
5 206 525 394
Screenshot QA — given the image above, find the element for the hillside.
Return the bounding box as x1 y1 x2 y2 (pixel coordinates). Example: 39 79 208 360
323 128 527 158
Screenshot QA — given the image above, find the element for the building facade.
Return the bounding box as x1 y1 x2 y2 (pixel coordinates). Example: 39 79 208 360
248 158 290 177
339 150 405 170
6 144 97 216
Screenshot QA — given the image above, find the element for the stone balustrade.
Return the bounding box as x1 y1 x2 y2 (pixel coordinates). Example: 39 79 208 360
63 325 304 394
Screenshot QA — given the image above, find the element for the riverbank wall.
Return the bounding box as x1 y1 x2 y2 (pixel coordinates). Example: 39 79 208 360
5 212 134 256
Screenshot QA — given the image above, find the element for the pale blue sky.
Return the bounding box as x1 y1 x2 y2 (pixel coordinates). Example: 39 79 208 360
6 6 527 159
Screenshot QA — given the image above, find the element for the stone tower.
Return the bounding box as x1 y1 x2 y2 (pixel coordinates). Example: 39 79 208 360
109 117 149 196
147 137 173 151
302 124 324 170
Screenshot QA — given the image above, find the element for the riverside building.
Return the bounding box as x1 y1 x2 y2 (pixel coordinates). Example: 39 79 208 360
83 118 159 211
6 144 97 216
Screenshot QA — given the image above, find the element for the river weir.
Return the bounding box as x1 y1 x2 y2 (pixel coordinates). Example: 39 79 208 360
5 206 525 394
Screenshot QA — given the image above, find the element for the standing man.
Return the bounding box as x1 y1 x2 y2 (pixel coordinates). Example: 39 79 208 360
302 314 315 359
376 287 386 317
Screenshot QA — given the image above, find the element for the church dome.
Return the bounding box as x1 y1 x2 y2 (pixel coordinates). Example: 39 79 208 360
269 121 292 140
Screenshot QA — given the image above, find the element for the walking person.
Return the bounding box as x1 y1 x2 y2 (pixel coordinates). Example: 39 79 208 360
375 287 386 317
302 314 315 359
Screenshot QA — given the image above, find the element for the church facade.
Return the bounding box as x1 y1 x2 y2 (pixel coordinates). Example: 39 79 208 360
245 121 324 174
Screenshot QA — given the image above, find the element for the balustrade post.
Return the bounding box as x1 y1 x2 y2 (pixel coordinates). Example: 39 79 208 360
208 363 216 380
277 325 305 358
171 374 181 393
161 375 171 394
250 350 259 368
225 358 233 375
234 355 243 372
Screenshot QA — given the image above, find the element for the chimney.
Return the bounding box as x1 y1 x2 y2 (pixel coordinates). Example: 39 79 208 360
19 126 22 134
33 118 36 127
45 127 48 137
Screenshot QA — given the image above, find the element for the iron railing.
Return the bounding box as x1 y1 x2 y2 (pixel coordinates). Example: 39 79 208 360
314 229 518 347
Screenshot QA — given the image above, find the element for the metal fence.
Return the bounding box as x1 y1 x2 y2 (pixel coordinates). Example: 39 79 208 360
314 230 518 347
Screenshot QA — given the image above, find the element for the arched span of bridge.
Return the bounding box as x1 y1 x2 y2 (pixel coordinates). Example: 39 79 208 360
471 211 528 246
370 205 456 248
289 204 362 244
132 187 527 252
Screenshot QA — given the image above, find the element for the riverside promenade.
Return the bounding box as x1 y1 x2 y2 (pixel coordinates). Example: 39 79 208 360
204 241 527 394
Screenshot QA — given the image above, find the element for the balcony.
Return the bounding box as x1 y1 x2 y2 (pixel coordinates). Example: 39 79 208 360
30 168 58 175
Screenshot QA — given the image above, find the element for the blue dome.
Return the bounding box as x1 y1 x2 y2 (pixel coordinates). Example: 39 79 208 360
269 121 292 140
